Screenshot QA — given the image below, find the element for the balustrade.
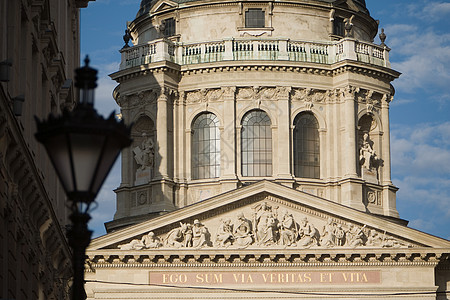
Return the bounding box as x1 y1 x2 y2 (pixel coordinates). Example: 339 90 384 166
119 37 389 70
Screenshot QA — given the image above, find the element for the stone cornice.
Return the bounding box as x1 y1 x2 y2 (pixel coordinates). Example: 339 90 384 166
86 248 449 271
110 59 399 84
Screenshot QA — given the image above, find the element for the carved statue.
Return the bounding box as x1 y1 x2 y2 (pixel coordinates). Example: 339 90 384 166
215 218 234 247
334 223 346 246
165 223 188 248
254 202 278 246
278 210 298 247
118 239 145 250
346 224 366 247
141 231 161 249
234 213 253 248
359 133 377 171
320 218 336 248
133 133 155 171
298 217 319 247
192 219 208 248
366 229 383 247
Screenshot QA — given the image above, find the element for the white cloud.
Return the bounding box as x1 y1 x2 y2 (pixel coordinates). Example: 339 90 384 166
391 122 450 238
423 2 450 21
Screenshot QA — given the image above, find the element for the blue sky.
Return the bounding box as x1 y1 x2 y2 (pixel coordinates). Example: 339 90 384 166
81 0 450 240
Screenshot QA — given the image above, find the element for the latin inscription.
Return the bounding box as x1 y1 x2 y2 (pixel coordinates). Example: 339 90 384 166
150 271 380 286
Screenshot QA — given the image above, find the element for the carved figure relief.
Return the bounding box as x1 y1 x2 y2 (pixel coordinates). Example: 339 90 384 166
134 133 155 171
118 231 161 250
359 133 377 171
117 204 412 250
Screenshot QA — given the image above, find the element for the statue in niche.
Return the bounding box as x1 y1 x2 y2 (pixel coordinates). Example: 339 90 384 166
215 218 234 247
359 133 377 171
298 217 319 247
192 219 209 248
134 133 155 171
320 218 336 248
278 210 298 247
234 213 253 248
346 224 366 247
253 202 278 246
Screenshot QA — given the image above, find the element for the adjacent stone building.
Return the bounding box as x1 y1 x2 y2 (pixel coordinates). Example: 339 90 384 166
0 0 93 298
86 0 450 299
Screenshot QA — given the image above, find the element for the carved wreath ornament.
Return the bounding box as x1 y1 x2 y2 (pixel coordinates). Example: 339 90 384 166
118 203 411 250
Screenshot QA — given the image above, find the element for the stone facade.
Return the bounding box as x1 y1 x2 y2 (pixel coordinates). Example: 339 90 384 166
108 0 399 231
0 0 93 299
88 0 450 299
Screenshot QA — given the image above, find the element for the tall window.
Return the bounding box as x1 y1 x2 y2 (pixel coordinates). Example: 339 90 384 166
333 17 345 37
293 113 320 178
163 17 176 37
191 113 220 179
245 8 265 28
241 110 272 177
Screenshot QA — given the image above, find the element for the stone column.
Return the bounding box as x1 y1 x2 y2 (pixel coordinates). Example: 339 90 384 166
381 93 399 217
275 86 292 183
343 86 358 177
340 86 365 211
380 94 392 185
156 88 169 179
220 86 236 181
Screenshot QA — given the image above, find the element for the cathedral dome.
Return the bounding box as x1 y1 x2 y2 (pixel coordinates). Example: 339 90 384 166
136 0 368 18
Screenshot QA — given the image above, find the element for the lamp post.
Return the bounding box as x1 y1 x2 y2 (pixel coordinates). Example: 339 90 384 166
35 56 132 300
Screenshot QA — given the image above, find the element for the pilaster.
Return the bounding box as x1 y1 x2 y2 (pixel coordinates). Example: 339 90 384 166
156 87 169 179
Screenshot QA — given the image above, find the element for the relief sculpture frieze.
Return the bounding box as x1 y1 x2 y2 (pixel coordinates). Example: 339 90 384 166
117 200 413 250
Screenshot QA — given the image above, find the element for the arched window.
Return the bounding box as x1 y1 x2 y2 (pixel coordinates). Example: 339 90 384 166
293 112 320 178
191 113 220 179
241 110 272 177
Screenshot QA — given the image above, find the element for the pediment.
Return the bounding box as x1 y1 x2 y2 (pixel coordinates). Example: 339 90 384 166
150 0 177 13
88 181 450 251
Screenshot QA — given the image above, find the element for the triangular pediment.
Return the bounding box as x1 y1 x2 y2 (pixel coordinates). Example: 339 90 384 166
88 181 450 251
150 0 177 13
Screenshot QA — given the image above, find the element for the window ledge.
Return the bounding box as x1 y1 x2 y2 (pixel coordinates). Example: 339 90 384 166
237 27 274 37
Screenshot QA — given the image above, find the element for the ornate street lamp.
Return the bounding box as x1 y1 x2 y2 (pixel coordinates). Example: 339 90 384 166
35 56 132 300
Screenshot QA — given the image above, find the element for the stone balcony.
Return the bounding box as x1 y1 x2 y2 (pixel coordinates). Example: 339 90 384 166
119 37 390 71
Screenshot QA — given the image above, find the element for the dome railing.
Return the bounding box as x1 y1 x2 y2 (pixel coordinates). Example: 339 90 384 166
119 37 390 70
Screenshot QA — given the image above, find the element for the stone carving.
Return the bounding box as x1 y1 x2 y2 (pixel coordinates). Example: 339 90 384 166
298 217 319 247
117 207 413 250
215 218 234 247
359 133 377 171
118 232 161 250
278 210 298 247
192 219 209 248
233 213 253 248
134 133 155 171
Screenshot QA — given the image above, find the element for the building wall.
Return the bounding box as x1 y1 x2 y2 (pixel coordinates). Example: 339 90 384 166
107 0 399 231
0 0 92 298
